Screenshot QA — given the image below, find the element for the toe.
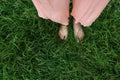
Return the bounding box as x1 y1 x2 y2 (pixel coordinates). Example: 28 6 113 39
77 35 84 43
59 31 67 40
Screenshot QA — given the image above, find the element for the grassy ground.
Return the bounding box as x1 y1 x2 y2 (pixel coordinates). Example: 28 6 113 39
0 0 120 80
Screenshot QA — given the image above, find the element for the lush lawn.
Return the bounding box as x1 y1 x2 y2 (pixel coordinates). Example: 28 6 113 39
0 0 120 80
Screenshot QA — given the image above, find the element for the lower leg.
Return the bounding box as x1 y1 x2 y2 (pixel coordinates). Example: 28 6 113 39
71 0 110 26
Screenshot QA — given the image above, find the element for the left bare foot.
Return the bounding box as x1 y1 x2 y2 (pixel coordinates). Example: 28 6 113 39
73 22 84 42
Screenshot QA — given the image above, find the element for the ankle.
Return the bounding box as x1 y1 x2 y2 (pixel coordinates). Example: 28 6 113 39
61 24 68 29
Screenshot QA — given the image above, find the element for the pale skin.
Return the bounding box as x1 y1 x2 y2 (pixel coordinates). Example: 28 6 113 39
32 0 109 42
58 20 84 42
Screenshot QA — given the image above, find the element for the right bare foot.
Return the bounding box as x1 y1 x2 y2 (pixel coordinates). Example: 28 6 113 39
58 25 68 40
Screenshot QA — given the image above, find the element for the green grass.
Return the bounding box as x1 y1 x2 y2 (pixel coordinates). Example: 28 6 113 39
0 0 120 80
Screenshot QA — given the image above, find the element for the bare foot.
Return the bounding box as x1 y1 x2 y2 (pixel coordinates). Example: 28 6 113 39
73 22 84 42
58 25 68 40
